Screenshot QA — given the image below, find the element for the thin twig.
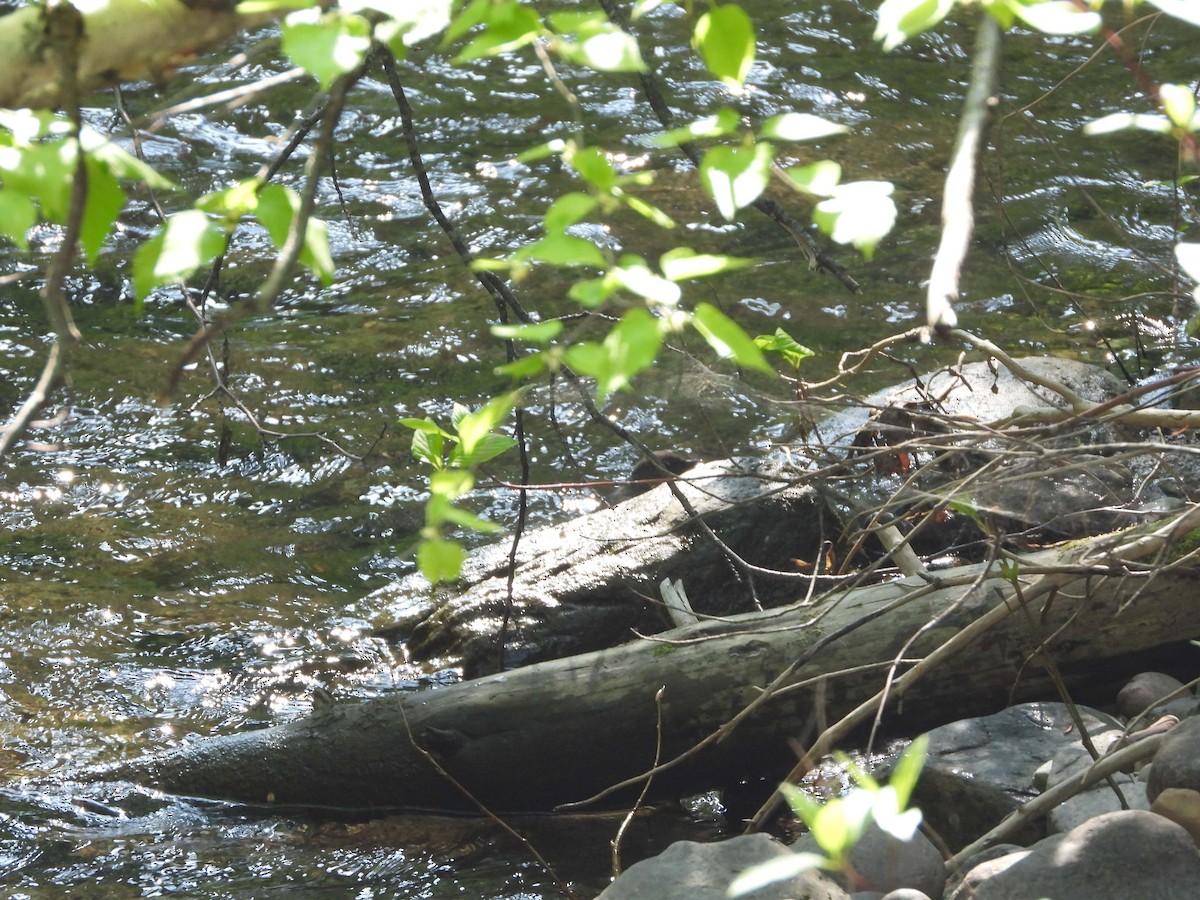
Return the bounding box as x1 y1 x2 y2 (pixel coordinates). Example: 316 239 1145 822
925 16 1002 336
611 685 666 878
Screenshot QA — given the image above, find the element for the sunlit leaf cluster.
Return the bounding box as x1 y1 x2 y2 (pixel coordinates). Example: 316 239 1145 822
0 109 171 263
728 736 929 896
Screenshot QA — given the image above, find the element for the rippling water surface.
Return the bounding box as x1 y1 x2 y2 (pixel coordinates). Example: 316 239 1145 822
0 2 1195 896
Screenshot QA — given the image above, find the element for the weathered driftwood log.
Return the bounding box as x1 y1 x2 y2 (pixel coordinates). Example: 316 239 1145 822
378 457 834 676
376 357 1191 677
96 523 1200 812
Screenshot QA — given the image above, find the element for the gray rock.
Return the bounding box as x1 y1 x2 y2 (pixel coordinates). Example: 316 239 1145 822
949 810 1200 899
944 844 1024 897
596 834 851 900
1046 779 1150 834
1147 714 1200 803
880 891 934 900
798 821 944 899
1117 672 1187 718
911 702 1122 848
1044 731 1124 791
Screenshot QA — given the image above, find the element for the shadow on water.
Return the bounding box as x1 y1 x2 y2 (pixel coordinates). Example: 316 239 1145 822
0 1 1196 895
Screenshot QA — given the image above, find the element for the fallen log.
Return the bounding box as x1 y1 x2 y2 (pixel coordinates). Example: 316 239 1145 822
94 512 1200 812
377 456 834 677
374 356 1193 678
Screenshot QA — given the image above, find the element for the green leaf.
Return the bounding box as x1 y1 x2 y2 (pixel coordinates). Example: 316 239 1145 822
692 302 772 373
1176 242 1200 283
778 782 822 827
565 307 663 401
79 158 125 264
302 216 335 285
726 851 829 897
1146 0 1200 26
524 232 607 268
1160 83 1198 132
660 247 755 281
612 257 681 304
198 178 263 218
693 3 755 87
0 141 74 222
281 8 372 88
400 417 453 468
755 327 814 369
0 108 61 144
341 0 452 45
455 0 541 61
416 536 467 585
80 127 174 189
410 428 445 468
516 138 568 164
568 276 613 307
569 145 617 192
544 192 598 233
1082 112 1173 137
1176 243 1200 306
0 189 36 249
699 142 773 219
888 734 928 811
451 431 517 467
256 185 299 247
811 788 873 860
399 417 454 438
556 27 645 72
761 112 849 142
495 353 549 380
131 210 227 298
430 467 474 499
453 393 516 463
237 0 316 12
492 320 563 343
871 786 923 841
255 184 334 284
874 0 955 52
443 0 490 46
1007 0 1100 35
621 194 675 229
439 502 504 534
813 181 897 259
650 108 740 148
786 159 842 197
547 10 608 32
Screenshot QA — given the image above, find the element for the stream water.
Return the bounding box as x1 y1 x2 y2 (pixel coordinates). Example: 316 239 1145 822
0 2 1196 896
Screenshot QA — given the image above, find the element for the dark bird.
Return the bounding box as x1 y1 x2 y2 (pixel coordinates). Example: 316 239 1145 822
612 450 698 503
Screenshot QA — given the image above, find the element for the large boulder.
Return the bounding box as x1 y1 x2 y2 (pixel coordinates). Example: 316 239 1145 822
596 835 850 900
910 702 1123 848
950 810 1200 899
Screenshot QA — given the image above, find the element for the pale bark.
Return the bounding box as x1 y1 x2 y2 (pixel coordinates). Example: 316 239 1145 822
0 1 270 110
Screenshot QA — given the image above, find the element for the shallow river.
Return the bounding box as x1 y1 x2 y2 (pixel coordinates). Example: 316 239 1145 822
0 2 1195 896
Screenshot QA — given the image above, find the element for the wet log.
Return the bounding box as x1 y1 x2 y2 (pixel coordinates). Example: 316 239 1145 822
96 524 1200 813
377 457 836 677
374 356 1193 678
